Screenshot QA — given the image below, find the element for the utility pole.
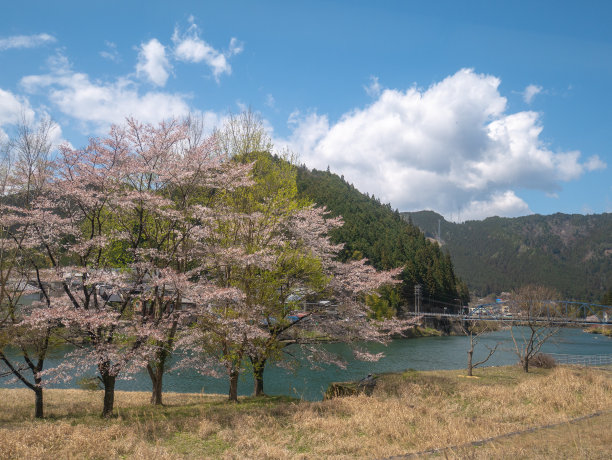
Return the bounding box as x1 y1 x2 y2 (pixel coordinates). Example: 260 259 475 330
414 284 422 315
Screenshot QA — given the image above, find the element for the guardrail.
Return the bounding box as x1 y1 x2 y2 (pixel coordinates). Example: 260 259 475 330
548 353 612 367
403 311 611 325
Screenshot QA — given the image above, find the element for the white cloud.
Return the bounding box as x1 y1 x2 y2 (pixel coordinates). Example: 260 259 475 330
136 39 171 86
459 191 530 221
581 204 594 215
0 88 32 125
0 89 66 152
364 76 382 98
100 41 120 62
584 154 606 171
229 37 244 56
523 84 542 104
172 21 242 81
286 110 330 157
281 69 605 221
265 94 275 108
0 33 56 51
20 55 192 133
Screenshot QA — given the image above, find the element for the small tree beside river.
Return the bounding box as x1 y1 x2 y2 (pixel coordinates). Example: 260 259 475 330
462 320 498 376
0 114 58 419
509 285 560 373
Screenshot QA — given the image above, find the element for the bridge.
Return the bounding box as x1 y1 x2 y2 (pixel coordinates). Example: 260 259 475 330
405 300 612 326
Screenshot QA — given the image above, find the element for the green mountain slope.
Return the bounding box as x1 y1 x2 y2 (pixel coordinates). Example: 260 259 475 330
296 167 469 310
402 211 612 301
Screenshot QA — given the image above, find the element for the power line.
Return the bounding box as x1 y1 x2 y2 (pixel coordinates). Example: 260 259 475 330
414 284 422 315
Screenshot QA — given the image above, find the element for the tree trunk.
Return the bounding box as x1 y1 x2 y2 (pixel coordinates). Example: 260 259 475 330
101 372 116 418
252 357 266 396
147 363 164 405
522 358 529 373
467 349 473 377
228 370 239 402
34 386 44 419
146 320 177 405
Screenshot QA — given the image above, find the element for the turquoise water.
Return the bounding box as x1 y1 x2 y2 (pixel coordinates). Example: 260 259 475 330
2 327 610 400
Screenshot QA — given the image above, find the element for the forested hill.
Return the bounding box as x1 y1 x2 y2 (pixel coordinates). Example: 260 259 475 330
296 167 469 308
401 210 612 301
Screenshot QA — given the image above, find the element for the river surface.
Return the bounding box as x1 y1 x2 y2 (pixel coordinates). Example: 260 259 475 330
2 327 610 400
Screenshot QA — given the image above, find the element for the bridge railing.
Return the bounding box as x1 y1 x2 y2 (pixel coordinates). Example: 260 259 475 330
548 353 612 367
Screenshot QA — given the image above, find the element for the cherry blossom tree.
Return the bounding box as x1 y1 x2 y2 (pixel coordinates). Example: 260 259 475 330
10 116 251 416
247 204 403 396
183 173 402 399
0 112 255 415
2 109 405 416
0 114 57 418
181 111 402 399
111 116 251 405
19 124 144 418
172 111 298 401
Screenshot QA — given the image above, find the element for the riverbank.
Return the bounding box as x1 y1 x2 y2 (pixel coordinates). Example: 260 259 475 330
412 317 503 337
1 365 610 458
584 325 612 337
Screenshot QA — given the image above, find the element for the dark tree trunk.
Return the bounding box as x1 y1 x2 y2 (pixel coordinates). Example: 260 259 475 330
1 353 46 419
34 386 43 419
467 349 474 377
228 370 239 402
147 363 164 405
146 320 178 405
251 357 266 396
33 370 44 418
523 330 536 373
101 371 116 418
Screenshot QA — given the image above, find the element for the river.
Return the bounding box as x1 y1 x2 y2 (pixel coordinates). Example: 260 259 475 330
2 327 610 400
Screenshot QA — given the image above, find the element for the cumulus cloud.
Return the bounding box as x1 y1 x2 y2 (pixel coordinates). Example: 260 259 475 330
523 84 542 104
459 191 530 221
20 54 192 133
0 89 66 152
0 88 32 125
172 20 242 81
136 39 171 86
0 33 56 51
280 69 605 221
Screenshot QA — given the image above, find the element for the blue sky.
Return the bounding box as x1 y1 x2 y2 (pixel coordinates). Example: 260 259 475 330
1 0 610 221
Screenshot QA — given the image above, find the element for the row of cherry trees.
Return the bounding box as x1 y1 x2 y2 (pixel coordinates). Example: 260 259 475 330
0 111 400 418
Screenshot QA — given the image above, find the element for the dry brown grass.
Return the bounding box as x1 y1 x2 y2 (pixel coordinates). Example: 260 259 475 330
440 411 612 459
1 365 611 459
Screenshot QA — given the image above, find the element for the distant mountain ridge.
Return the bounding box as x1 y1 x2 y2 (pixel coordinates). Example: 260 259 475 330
401 210 612 301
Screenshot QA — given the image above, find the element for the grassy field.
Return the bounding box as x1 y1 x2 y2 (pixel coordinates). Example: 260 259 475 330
1 365 611 459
